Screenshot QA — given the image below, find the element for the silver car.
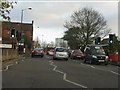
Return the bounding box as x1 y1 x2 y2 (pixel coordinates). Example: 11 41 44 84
53 47 68 61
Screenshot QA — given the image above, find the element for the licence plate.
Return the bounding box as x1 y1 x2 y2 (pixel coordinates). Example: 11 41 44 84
35 53 40 55
59 54 63 56
99 60 105 62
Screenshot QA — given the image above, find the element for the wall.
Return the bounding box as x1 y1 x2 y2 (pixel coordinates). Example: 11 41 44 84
2 49 19 62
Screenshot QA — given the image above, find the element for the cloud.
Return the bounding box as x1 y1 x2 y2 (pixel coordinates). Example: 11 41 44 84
9 1 118 43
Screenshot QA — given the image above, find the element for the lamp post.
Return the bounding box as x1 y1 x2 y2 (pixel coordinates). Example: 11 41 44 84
19 7 32 54
21 7 32 25
42 34 44 48
37 27 44 48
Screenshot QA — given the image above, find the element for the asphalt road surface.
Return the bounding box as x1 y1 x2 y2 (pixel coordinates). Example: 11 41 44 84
2 55 120 89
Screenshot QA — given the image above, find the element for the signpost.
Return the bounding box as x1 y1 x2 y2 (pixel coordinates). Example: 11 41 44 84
0 44 12 48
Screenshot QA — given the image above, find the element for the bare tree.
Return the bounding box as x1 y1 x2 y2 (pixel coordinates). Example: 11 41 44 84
34 36 41 48
64 7 111 48
1 0 17 21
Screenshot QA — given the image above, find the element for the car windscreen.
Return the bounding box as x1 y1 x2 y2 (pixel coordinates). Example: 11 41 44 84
56 48 67 52
34 48 43 51
91 46 105 55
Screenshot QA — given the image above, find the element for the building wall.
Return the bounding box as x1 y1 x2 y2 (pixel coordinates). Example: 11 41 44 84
2 21 33 46
2 49 18 62
118 2 120 41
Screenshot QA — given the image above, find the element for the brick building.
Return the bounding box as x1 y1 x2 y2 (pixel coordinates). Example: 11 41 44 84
2 21 33 54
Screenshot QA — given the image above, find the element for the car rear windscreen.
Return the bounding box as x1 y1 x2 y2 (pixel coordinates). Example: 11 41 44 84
56 48 67 52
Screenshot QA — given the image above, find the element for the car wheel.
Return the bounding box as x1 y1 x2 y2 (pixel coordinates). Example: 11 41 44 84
104 62 108 65
65 58 68 61
89 60 93 64
84 58 87 63
31 54 34 57
70 56 72 59
53 57 56 60
41 56 44 58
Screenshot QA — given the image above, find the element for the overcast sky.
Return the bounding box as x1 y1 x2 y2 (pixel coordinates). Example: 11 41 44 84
9 0 118 43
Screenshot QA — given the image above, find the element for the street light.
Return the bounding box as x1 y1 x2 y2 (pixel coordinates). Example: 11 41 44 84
42 34 44 48
21 7 32 24
20 7 32 54
37 27 44 48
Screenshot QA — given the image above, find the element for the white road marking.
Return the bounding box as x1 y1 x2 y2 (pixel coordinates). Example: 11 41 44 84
81 63 95 68
90 66 95 68
3 64 14 71
3 61 20 71
64 79 87 88
81 63 120 76
49 61 87 88
16 61 18 64
110 71 120 75
49 61 52 63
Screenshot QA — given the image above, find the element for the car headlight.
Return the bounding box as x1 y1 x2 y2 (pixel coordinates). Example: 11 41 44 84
106 56 109 60
92 55 97 58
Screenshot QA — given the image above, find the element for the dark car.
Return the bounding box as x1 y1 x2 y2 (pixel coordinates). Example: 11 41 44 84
31 48 44 57
84 45 108 65
70 50 84 60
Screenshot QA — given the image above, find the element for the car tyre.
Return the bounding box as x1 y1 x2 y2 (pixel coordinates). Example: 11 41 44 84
41 56 44 58
31 54 34 58
53 57 56 60
104 62 108 65
65 58 68 61
89 60 93 64
84 58 87 63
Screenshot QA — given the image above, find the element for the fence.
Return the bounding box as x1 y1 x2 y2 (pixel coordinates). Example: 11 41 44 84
2 48 19 62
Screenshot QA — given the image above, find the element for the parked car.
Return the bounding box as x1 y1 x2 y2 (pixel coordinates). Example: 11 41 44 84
84 45 108 65
109 53 120 66
48 49 54 56
70 50 84 60
31 48 44 57
53 47 69 61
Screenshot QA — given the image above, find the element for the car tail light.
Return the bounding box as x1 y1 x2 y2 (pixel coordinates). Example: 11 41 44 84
40 50 43 53
36 50 38 53
32 50 34 53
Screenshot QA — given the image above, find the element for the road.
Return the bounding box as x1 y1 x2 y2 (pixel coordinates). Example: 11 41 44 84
2 55 120 88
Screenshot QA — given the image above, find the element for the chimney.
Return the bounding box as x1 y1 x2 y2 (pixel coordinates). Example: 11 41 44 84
32 20 34 24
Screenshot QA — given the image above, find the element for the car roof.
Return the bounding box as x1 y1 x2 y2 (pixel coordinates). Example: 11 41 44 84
34 48 43 50
55 47 67 49
86 44 104 47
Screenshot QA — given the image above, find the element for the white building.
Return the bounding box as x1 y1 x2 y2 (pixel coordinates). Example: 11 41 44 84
55 38 68 48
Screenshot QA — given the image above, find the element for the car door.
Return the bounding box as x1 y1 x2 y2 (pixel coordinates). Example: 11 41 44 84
84 47 91 61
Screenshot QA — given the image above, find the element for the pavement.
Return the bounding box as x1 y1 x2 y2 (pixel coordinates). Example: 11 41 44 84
2 54 26 70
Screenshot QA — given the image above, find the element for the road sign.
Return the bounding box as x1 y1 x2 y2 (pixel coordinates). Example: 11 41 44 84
0 44 12 48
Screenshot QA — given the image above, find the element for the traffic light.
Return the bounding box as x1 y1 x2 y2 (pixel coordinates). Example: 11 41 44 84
109 34 115 44
11 28 16 37
95 37 101 44
16 30 21 41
